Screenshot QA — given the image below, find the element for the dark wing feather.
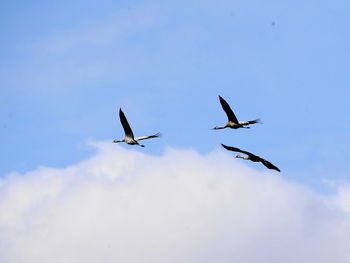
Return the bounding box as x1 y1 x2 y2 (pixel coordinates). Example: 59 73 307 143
219 96 239 123
119 109 134 138
221 144 254 156
259 158 280 172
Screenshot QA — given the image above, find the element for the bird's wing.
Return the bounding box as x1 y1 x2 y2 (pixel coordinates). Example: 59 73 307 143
221 144 253 156
239 119 261 125
260 158 281 172
119 109 134 138
219 96 239 123
135 132 161 141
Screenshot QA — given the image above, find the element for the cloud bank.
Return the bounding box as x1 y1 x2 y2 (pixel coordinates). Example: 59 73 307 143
1 142 350 263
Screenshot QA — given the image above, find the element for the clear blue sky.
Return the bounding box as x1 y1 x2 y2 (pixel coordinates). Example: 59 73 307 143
1 0 349 191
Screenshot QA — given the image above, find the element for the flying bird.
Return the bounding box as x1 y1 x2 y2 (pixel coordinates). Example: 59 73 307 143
213 96 261 130
113 108 161 147
221 144 280 172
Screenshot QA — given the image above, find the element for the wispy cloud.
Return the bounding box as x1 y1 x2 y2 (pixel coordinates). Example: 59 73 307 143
37 6 163 54
1 4 165 94
0 142 350 263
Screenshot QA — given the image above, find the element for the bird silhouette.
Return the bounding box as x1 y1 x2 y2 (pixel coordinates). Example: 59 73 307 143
213 96 261 130
113 108 161 147
221 144 280 172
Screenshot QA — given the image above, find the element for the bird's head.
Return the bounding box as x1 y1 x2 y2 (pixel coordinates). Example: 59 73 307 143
235 154 244 159
113 139 122 143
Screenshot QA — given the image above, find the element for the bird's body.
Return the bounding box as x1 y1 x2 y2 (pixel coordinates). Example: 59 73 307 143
213 96 261 130
221 144 280 172
113 109 161 147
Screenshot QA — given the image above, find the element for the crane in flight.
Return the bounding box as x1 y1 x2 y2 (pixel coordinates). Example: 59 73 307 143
213 96 261 130
113 109 161 147
221 144 280 172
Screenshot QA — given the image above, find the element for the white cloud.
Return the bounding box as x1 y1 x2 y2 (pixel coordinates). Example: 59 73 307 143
0 142 350 263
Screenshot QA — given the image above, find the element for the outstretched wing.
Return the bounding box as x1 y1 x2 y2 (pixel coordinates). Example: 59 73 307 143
135 132 161 141
260 158 280 172
221 144 254 157
219 96 239 123
239 119 261 125
119 109 134 138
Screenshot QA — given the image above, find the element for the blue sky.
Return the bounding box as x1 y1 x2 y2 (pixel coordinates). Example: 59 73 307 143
1 0 349 191
2 2 350 262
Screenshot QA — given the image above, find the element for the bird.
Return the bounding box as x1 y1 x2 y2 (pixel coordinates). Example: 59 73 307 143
221 144 280 172
113 108 161 147
213 95 261 130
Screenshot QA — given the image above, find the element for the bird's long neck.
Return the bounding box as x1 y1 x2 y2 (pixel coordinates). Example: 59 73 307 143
212 126 226 130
